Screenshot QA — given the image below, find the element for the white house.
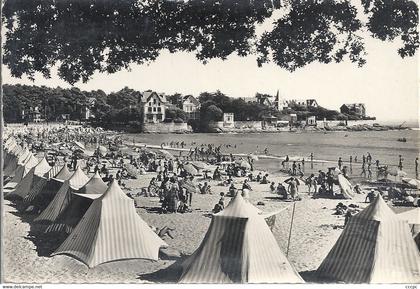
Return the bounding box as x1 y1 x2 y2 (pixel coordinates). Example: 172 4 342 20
141 91 167 123
182 95 201 120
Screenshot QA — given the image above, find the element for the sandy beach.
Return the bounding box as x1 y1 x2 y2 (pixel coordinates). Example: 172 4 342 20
4 168 372 283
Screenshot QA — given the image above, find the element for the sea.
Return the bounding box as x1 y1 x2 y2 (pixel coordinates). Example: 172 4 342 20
127 129 420 179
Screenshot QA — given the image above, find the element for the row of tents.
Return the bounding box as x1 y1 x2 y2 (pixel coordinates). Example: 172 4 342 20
3 136 420 283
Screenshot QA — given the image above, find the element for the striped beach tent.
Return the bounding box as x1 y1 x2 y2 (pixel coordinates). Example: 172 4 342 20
317 194 420 283
52 180 167 267
19 164 70 213
45 171 108 234
4 148 30 177
179 193 303 283
5 153 39 189
7 157 52 200
35 167 89 223
52 164 73 181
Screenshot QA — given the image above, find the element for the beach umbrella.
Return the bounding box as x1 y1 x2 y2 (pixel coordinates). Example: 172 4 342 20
124 164 139 179
73 141 85 150
98 145 107 155
60 149 72 156
249 154 259 161
388 167 406 177
158 149 175 160
402 178 420 189
239 160 251 170
180 179 199 193
190 161 209 170
184 164 199 175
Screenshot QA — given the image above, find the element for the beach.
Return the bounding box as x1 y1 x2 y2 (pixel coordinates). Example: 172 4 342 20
3 126 419 283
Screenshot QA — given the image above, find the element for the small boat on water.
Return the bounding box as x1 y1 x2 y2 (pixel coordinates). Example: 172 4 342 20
397 138 407 142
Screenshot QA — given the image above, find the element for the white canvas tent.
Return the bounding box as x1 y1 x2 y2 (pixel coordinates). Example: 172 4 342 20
35 167 89 223
52 180 167 267
45 171 108 234
179 193 303 283
317 195 420 283
20 164 69 213
5 153 39 189
7 157 51 200
337 174 355 199
398 208 420 250
4 147 29 177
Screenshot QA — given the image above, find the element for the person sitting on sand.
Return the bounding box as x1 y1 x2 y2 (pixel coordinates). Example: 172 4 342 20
354 184 362 194
365 189 376 203
270 182 276 193
228 183 236 197
213 166 222 181
242 179 252 191
260 174 269 184
212 193 225 214
247 173 254 182
276 183 287 199
256 172 262 182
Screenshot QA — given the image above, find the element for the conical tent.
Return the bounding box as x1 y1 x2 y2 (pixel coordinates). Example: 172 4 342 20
398 208 420 251
179 194 303 283
317 195 420 283
5 153 39 189
35 167 89 223
53 164 73 181
78 171 106 194
337 174 354 199
4 148 30 177
52 180 167 268
20 164 68 213
45 171 108 234
7 157 52 200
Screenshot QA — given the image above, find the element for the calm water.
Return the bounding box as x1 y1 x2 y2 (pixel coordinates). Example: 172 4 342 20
127 130 420 178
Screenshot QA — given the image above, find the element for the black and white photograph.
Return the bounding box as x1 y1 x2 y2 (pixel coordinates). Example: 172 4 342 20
0 0 419 285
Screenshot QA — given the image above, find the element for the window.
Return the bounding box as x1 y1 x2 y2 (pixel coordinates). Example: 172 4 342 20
153 107 156 112
153 99 157 105
157 107 161 112
149 102 152 106
148 107 152 112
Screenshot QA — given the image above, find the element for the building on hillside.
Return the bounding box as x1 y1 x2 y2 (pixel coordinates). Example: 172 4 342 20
340 103 366 118
223 113 234 128
284 99 319 108
23 106 43 123
81 97 97 121
181 95 201 120
306 115 317 126
141 91 167 123
262 115 278 129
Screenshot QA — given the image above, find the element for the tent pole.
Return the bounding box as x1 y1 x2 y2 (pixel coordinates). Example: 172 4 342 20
286 201 296 257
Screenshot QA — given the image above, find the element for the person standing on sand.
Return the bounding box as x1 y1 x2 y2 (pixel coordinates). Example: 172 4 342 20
367 163 372 179
292 161 297 175
288 177 298 200
361 162 366 178
398 155 404 170
338 157 343 170
415 157 418 176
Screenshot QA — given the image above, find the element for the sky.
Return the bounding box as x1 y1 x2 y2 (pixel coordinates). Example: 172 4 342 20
3 10 419 123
